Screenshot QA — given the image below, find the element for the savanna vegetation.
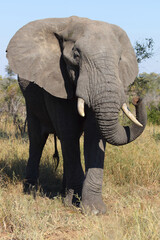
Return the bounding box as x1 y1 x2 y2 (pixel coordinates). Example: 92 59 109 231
0 38 159 239
0 112 159 240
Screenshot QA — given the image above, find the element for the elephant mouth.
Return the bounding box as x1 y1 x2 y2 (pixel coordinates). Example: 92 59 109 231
77 97 143 128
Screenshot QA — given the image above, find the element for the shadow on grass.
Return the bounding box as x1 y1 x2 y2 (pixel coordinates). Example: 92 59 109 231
0 158 63 198
153 132 160 142
0 129 28 141
0 129 12 139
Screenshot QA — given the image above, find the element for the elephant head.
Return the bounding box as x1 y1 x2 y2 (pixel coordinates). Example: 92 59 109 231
6 16 147 145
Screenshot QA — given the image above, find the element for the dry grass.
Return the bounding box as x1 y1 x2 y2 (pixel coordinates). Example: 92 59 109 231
0 120 159 240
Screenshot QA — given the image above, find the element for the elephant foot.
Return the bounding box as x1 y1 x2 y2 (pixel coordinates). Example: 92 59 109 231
63 189 74 207
81 196 107 215
63 187 82 207
81 168 106 214
23 179 38 198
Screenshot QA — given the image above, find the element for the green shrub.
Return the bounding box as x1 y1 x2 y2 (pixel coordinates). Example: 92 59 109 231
147 102 160 125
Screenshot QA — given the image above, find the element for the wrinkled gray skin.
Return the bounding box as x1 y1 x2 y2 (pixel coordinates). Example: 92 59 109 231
7 16 147 214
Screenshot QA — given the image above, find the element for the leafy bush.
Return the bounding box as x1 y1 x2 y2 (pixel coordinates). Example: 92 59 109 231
0 71 27 136
147 102 160 125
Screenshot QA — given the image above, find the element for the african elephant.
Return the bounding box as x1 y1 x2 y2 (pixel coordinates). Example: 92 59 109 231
6 16 147 214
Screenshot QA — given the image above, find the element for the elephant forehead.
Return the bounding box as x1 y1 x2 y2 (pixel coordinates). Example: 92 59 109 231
75 27 119 55
60 17 113 41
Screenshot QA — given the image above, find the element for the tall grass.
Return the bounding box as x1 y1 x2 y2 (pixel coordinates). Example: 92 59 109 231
0 119 159 240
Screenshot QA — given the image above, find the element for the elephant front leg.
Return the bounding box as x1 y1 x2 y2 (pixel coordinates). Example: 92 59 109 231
61 138 84 206
82 110 106 214
82 168 106 214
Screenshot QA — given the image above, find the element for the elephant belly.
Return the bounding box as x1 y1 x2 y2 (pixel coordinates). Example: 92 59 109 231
43 91 84 140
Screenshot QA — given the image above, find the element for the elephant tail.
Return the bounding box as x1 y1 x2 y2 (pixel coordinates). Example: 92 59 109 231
53 134 60 171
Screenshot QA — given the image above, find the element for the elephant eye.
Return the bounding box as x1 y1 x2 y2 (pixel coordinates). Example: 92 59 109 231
73 50 80 61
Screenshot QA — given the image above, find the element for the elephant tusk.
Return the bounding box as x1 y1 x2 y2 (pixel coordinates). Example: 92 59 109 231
122 103 143 127
77 98 85 117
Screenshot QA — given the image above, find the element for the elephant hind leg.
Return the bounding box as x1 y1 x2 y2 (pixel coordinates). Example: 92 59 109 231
24 113 48 194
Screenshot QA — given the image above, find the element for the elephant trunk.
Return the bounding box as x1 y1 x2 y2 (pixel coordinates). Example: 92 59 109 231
93 90 147 146
76 57 147 146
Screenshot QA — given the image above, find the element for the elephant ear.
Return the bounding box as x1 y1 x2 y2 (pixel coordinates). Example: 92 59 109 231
6 18 74 98
112 24 138 92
